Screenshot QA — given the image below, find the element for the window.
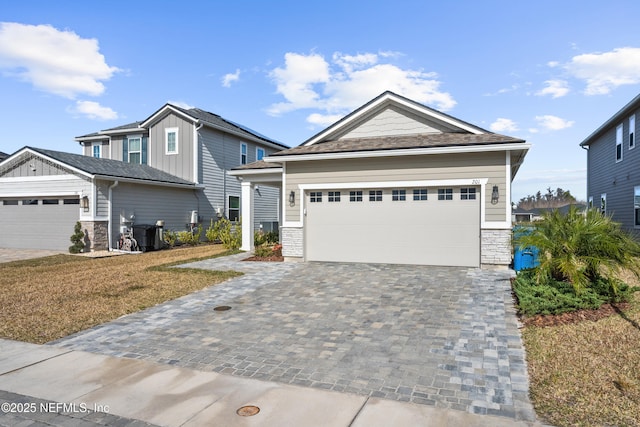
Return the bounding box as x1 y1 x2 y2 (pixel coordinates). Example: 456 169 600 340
165 127 178 154
328 191 341 202
256 147 265 161
240 143 247 165
630 115 635 149
635 187 640 226
461 188 476 200
92 143 101 158
2 200 18 206
600 193 607 214
350 191 363 202
228 196 240 221
310 192 322 202
438 188 453 200
392 189 406 201
369 190 382 202
413 188 428 201
22 199 38 205
63 198 80 205
123 136 146 164
616 124 623 161
588 196 593 209
42 199 59 205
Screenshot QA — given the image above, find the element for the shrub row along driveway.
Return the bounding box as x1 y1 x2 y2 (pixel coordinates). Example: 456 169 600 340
53 254 535 422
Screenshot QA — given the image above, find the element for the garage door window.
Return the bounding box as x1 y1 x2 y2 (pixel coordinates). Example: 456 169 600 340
413 189 428 201
328 191 341 202
392 189 406 201
438 189 453 200
3 200 18 206
350 191 363 202
22 199 38 205
461 188 476 200
43 199 59 205
310 192 322 203
369 190 382 202
63 199 80 205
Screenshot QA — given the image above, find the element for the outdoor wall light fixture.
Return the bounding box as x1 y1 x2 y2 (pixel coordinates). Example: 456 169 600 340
491 185 499 205
289 190 295 206
81 195 89 212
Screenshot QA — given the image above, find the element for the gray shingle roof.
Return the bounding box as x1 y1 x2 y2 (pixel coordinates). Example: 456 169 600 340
0 151 9 161
170 105 288 149
269 133 525 157
29 147 194 186
232 160 282 171
76 121 144 139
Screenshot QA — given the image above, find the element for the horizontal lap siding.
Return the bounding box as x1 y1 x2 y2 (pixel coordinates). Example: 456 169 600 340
0 175 92 198
587 111 640 230
111 183 200 245
285 152 506 222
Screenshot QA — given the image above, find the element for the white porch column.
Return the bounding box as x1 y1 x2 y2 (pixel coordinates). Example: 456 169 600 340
240 180 254 252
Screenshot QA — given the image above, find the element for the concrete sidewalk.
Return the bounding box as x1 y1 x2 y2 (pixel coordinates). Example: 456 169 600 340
0 339 544 427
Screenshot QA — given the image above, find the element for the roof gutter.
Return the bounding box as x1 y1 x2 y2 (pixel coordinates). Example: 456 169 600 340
93 174 203 189
265 142 531 163
108 180 119 250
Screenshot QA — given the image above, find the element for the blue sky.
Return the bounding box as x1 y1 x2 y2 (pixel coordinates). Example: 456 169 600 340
2 1 640 203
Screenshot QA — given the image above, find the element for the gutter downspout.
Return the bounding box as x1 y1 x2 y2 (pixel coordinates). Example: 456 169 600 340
194 122 203 184
108 180 119 250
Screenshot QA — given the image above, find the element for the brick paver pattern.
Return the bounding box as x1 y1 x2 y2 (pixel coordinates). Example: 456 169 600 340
53 254 535 421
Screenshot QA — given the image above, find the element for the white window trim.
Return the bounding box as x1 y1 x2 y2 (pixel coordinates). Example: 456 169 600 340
616 124 623 162
127 134 143 164
630 114 636 150
588 196 593 209
601 193 607 214
228 194 240 221
635 186 640 228
165 127 179 155
256 147 265 161
241 143 248 165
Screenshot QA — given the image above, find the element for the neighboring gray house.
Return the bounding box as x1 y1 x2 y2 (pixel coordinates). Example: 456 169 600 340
232 91 530 268
580 93 640 231
0 105 287 251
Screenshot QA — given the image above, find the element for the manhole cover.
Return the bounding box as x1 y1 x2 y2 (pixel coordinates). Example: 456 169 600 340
236 405 260 416
213 305 232 312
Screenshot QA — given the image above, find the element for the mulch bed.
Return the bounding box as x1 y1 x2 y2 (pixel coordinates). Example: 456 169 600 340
519 302 631 327
242 255 284 262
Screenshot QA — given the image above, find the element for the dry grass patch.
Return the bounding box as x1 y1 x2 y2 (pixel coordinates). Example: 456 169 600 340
523 290 640 427
0 245 241 344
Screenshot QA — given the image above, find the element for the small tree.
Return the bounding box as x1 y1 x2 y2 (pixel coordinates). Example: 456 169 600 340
516 206 640 293
69 221 85 254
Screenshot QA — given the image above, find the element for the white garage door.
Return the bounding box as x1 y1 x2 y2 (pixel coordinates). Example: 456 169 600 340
305 187 480 267
0 197 80 250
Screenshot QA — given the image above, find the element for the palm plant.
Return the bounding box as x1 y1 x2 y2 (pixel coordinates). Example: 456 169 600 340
515 206 640 293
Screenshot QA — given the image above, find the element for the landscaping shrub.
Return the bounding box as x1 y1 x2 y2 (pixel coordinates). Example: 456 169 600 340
254 245 273 258
512 269 634 316
163 230 178 247
68 221 85 254
515 206 640 294
206 219 222 243
176 227 202 246
217 217 242 250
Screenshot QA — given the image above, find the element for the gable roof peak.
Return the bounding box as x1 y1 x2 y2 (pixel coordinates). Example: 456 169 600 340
301 91 489 147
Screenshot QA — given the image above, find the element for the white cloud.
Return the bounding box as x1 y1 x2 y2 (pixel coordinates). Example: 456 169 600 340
536 79 569 98
168 100 195 110
221 69 240 87
267 51 456 125
565 47 640 95
490 118 519 133
69 100 118 120
306 112 344 127
0 22 119 98
547 61 560 68
535 115 574 131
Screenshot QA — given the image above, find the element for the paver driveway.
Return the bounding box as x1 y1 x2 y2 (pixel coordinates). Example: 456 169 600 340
53 253 535 422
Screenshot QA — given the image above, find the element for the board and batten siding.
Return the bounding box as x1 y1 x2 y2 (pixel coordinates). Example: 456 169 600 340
110 183 200 245
586 107 640 230
284 151 507 223
146 114 195 182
